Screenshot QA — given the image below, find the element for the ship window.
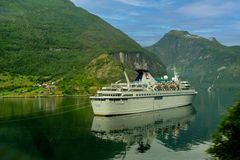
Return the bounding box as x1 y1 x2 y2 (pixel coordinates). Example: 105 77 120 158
96 99 106 101
154 96 163 100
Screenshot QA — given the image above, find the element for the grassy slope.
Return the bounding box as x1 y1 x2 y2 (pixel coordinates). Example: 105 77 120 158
0 0 165 96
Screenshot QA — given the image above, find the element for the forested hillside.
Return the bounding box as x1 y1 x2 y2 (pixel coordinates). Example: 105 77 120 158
0 0 165 96
147 30 240 90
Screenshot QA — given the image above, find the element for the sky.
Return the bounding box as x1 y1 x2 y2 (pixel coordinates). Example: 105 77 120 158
70 0 240 47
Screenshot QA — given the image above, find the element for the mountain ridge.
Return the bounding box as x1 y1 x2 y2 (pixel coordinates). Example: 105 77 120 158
146 30 240 90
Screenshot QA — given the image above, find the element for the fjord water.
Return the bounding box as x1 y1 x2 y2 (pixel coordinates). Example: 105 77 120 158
0 89 238 160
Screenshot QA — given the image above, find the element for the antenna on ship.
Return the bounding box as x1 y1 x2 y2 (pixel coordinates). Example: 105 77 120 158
119 52 130 88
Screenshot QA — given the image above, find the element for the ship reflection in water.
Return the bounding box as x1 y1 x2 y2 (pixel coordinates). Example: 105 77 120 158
91 105 196 153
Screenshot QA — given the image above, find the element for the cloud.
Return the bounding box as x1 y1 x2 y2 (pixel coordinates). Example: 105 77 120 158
193 28 221 34
113 0 146 7
177 1 237 18
101 15 126 20
113 0 173 8
231 21 240 30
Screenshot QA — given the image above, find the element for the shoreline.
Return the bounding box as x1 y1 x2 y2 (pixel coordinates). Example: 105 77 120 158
0 94 91 99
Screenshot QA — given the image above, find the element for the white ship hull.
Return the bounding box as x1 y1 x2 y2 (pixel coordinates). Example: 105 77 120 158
90 91 197 116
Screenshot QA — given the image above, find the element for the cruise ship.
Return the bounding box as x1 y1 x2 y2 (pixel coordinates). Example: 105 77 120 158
90 68 197 116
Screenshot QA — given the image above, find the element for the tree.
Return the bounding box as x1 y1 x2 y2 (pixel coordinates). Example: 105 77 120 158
207 100 240 160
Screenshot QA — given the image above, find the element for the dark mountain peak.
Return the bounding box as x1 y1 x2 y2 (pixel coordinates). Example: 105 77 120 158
166 30 222 45
166 30 190 36
208 37 220 44
165 30 202 39
150 30 223 48
150 30 201 47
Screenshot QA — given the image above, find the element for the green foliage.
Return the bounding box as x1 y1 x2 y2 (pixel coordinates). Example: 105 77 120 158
0 0 165 95
60 73 99 95
0 0 145 75
0 72 39 96
86 53 134 83
207 99 240 160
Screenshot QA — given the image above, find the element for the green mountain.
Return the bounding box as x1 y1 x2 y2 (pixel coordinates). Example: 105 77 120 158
146 30 240 90
0 0 165 96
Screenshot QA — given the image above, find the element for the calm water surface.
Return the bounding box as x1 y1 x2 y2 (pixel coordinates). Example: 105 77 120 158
0 88 238 160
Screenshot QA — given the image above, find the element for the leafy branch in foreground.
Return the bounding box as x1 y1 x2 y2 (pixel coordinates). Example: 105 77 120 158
207 98 240 160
